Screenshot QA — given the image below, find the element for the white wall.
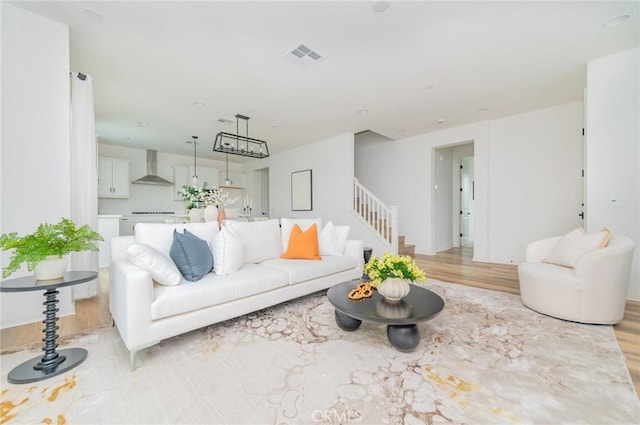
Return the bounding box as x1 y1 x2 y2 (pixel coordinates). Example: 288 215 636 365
244 133 388 255
355 121 491 261
488 102 584 263
355 101 584 265
97 143 245 215
586 47 640 300
1 4 74 327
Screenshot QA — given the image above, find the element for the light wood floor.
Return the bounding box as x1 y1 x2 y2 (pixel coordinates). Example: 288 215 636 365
1 249 638 397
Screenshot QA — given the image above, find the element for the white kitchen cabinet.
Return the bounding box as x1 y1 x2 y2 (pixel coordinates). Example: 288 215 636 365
190 165 219 189
98 215 121 267
98 157 130 198
219 171 246 188
173 165 190 200
174 165 220 199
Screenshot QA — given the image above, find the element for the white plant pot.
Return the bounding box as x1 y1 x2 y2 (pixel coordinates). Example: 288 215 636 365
377 278 411 302
188 207 205 223
203 205 219 222
34 255 68 280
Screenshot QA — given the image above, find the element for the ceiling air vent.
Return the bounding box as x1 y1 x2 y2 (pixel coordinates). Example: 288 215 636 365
284 43 323 68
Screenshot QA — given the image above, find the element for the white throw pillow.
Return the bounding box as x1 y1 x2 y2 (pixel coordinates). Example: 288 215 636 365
135 222 219 259
212 227 245 275
280 218 323 252
224 219 282 263
319 221 339 255
334 225 350 254
545 227 611 268
126 243 182 286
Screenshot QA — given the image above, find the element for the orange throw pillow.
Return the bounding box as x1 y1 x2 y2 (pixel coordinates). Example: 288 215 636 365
281 223 321 260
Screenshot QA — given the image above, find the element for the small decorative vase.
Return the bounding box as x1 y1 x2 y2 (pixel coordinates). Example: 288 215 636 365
188 207 205 223
34 255 68 280
377 278 411 302
217 208 226 227
203 205 219 222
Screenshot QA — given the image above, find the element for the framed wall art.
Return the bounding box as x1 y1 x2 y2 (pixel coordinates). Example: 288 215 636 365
291 169 312 211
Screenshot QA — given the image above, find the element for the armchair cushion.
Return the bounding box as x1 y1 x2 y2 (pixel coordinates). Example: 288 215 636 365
544 227 610 268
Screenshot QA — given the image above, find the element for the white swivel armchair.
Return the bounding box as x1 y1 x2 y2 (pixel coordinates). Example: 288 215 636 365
518 234 635 324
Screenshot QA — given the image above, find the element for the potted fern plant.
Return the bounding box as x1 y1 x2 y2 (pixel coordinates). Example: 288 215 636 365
0 217 103 280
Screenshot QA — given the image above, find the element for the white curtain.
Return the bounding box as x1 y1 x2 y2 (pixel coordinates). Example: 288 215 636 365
69 72 99 299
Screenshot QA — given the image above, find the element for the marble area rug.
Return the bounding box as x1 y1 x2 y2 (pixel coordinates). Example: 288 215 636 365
1 279 638 425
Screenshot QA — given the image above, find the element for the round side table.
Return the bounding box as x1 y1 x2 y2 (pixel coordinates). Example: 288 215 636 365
0 271 98 384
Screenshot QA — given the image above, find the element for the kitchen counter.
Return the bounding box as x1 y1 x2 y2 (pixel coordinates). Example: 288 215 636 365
98 215 122 267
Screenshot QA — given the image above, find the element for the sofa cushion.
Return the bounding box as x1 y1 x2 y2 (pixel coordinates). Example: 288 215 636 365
280 218 322 252
544 227 611 268
212 226 245 275
319 221 350 255
151 264 289 320
282 223 321 260
224 219 282 264
261 254 358 285
135 222 219 259
126 243 182 286
170 230 214 282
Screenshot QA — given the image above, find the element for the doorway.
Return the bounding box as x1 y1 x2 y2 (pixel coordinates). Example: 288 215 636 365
433 142 474 253
459 156 474 247
257 168 270 217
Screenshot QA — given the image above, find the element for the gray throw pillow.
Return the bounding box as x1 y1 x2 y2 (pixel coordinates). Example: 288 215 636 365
169 229 213 282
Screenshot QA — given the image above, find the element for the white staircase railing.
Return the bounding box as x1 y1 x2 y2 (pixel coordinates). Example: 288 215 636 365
353 178 399 254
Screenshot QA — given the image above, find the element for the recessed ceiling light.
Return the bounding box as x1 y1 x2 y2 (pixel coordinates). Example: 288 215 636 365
372 1 389 13
192 102 205 108
477 108 488 113
272 125 282 129
137 121 149 127
436 118 445 124
425 85 435 90
217 118 234 125
604 14 630 28
357 109 369 115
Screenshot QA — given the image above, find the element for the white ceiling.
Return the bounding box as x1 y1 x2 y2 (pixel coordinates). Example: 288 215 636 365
11 1 640 162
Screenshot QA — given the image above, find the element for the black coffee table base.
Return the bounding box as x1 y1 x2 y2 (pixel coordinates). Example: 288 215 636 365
8 348 87 384
334 310 420 352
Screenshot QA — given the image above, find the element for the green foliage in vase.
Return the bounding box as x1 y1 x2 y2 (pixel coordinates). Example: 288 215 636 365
0 218 103 278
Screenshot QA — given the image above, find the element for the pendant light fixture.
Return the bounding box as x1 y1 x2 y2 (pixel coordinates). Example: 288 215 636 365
187 135 198 185
224 153 233 186
213 114 269 159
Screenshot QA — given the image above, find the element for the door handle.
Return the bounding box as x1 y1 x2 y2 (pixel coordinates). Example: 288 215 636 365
578 212 584 219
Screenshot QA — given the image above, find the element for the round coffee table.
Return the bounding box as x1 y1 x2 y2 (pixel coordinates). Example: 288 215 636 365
327 280 444 352
0 271 98 384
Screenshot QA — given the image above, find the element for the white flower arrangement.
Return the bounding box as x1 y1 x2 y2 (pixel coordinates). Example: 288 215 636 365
181 184 237 210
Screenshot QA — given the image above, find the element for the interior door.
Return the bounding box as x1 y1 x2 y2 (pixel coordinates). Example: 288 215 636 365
460 156 474 246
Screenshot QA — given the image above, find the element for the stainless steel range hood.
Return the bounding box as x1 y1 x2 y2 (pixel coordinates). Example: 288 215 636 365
131 150 173 186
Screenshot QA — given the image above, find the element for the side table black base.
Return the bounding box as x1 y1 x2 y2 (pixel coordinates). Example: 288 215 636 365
387 324 420 352
334 310 362 331
8 348 87 384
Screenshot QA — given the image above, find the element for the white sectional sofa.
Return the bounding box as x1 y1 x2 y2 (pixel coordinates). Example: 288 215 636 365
109 218 363 369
